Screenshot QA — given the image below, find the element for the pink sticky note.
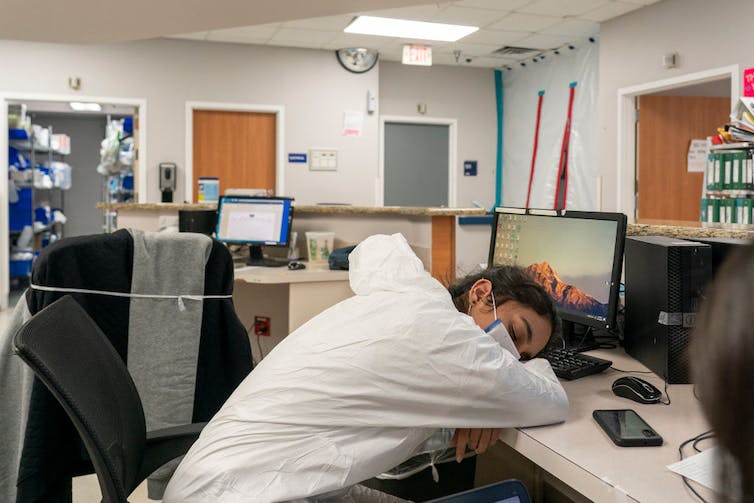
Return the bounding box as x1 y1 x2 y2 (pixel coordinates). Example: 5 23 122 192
744 68 754 97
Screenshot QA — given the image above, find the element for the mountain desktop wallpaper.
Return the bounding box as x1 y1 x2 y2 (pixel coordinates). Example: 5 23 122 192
525 262 608 319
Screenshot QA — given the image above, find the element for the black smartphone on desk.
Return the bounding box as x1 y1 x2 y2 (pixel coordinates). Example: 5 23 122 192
593 409 663 447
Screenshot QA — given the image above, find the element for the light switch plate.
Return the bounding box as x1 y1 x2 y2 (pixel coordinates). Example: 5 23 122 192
309 149 338 171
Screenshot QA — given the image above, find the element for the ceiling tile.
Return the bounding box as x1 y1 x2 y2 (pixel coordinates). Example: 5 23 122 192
580 1 642 22
489 12 561 32
321 33 391 51
268 27 337 45
444 41 502 56
205 25 279 44
513 32 576 50
461 28 530 46
280 14 354 31
541 19 600 37
518 0 610 17
364 4 448 22
432 5 510 27
452 0 531 10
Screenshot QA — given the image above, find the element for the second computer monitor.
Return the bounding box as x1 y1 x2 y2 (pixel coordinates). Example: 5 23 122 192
489 208 627 349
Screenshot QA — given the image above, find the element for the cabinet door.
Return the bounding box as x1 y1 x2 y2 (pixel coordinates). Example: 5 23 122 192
637 95 729 222
192 110 276 201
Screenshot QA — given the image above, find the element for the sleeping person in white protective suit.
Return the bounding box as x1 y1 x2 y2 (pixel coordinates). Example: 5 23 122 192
163 233 568 502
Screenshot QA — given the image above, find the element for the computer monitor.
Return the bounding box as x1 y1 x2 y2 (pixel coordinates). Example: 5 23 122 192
488 207 627 352
215 196 294 267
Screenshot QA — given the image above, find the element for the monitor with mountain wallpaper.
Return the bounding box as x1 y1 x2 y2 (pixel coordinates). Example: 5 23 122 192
489 208 627 352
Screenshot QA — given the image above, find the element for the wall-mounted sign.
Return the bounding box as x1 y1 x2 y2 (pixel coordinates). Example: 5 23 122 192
288 153 307 163
402 45 432 66
464 160 478 176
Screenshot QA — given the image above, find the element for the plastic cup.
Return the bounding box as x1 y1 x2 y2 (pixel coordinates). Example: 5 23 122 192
305 231 335 262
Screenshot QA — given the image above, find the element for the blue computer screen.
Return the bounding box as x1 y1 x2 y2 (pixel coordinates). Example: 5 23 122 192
216 196 292 246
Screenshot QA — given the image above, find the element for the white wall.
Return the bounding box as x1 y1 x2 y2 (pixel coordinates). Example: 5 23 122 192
0 38 380 205
598 0 752 216
1 38 501 273
379 61 497 272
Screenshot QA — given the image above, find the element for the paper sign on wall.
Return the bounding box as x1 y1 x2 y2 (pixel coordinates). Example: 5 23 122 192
343 111 363 137
687 139 710 173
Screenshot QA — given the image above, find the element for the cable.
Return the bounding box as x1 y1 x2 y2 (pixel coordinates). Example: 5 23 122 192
610 367 654 374
678 430 715 503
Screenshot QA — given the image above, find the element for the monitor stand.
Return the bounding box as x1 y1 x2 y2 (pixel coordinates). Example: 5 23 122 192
562 320 600 353
247 244 288 267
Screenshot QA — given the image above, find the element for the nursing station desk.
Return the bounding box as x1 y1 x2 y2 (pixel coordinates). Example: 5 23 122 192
479 348 714 503
232 262 351 363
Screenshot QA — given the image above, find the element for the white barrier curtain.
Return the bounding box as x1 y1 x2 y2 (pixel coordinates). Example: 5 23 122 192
501 41 598 210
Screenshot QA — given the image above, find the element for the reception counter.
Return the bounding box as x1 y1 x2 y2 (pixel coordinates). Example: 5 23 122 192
97 203 753 281
97 203 486 283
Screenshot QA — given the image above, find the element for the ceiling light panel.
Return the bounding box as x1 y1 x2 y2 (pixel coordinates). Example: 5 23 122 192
345 16 478 42
69 102 101 111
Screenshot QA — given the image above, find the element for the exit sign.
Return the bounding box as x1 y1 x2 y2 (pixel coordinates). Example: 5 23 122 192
402 45 432 66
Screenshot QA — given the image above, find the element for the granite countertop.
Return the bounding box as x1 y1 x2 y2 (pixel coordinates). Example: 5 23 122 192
97 203 754 239
96 202 216 210
627 223 754 240
97 202 486 217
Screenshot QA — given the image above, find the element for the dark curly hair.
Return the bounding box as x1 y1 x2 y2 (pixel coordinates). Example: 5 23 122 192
447 266 561 355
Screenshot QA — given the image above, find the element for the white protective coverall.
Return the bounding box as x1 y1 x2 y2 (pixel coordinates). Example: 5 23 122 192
163 233 568 502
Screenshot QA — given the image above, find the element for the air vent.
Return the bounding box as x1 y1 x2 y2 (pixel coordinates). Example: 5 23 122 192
493 46 539 56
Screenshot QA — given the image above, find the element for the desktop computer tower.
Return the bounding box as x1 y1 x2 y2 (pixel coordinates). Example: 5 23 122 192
624 236 711 384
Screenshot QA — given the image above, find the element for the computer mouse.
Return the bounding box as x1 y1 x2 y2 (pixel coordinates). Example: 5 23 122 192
611 376 661 404
287 261 306 270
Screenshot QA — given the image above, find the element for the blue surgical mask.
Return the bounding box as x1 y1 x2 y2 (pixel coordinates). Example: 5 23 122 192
483 291 521 359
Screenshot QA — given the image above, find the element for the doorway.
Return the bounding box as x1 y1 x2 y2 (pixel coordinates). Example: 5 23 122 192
616 65 739 223
379 116 457 207
637 88 730 223
185 102 285 202
1 93 146 310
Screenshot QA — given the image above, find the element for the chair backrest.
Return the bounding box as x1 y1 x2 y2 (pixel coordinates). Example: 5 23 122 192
13 295 147 502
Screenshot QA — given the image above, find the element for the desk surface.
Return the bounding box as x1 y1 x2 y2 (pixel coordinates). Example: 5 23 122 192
502 348 714 503
234 262 350 284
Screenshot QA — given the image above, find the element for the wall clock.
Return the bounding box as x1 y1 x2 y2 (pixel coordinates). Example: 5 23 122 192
335 48 379 73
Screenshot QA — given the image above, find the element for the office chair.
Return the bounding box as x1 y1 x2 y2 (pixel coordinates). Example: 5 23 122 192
13 295 206 503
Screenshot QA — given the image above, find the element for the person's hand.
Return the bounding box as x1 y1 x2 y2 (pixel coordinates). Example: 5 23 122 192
449 428 502 462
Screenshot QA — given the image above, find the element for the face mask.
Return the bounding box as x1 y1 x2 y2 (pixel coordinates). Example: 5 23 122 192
483 291 521 359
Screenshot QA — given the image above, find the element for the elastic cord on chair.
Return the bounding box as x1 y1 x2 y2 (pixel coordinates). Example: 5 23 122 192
30 283 232 312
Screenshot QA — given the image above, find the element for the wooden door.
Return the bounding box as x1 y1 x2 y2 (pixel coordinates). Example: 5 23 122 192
637 95 729 223
192 110 276 201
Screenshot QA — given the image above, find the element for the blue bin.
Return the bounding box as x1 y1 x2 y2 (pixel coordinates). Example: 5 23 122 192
9 259 33 278
9 187 32 231
8 128 29 140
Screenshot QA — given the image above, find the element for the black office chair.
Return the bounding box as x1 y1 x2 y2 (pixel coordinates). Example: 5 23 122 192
13 295 206 503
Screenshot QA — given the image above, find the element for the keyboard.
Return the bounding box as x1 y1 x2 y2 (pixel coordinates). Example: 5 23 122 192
540 348 612 380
